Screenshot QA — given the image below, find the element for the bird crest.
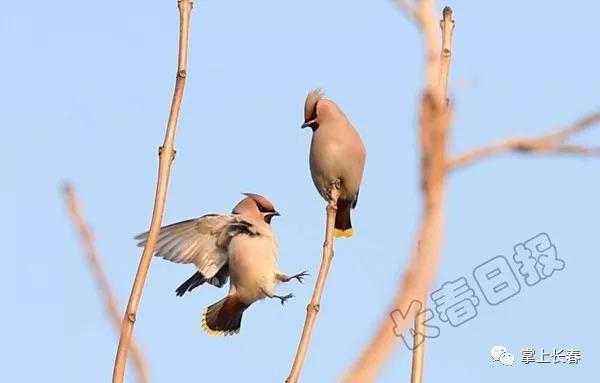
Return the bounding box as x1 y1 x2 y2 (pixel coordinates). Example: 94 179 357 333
241 192 276 213
304 88 324 122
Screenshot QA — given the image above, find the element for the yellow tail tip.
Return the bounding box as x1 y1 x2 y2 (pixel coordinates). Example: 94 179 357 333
200 307 239 337
335 228 354 238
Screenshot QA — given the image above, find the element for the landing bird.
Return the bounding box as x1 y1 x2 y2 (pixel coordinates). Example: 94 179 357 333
301 90 366 238
135 193 308 336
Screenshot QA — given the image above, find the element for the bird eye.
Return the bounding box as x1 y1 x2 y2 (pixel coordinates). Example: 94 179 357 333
257 205 268 213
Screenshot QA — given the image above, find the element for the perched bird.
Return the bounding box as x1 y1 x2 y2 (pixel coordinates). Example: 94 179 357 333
301 90 366 238
135 193 308 336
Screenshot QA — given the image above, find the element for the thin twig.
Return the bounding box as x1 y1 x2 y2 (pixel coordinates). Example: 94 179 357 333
437 6 454 108
64 185 150 383
410 8 454 383
447 112 600 170
409 244 425 383
343 5 454 383
112 1 193 382
285 188 340 383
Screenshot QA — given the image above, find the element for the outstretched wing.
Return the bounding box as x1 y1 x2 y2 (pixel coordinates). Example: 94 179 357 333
134 214 237 283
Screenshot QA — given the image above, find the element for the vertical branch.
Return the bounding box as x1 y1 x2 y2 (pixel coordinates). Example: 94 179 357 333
285 188 340 383
112 1 193 382
343 5 454 382
64 185 151 383
409 242 425 383
410 8 454 383
437 6 454 107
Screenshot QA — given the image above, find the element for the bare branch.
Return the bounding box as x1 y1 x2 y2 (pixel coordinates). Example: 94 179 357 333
409 241 426 383
342 173 446 383
437 6 454 108
346 3 597 383
393 0 420 21
343 6 454 383
285 188 340 383
549 144 600 154
112 1 193 382
410 8 454 383
447 112 600 171
64 185 150 383
546 112 600 141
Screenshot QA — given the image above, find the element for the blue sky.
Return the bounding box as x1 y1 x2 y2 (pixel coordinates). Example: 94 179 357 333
1 0 599 382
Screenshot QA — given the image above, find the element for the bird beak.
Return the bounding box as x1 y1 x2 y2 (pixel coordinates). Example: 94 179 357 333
264 211 280 224
301 119 316 129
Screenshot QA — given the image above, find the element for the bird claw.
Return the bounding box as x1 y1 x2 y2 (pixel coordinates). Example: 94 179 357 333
291 270 310 284
275 293 294 305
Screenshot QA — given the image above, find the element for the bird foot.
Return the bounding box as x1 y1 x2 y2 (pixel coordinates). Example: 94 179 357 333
274 293 294 305
289 270 310 284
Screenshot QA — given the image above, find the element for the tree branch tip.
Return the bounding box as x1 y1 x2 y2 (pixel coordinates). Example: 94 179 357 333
178 0 193 9
441 6 455 30
442 6 453 18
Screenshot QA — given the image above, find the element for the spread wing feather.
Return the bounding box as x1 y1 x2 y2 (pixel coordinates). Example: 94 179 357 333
134 214 259 287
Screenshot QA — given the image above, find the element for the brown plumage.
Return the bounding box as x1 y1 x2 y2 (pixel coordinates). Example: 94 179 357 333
302 90 366 238
335 199 353 233
201 295 249 336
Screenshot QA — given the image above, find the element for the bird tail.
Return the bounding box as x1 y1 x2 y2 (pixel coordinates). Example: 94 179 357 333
201 295 248 336
334 199 354 238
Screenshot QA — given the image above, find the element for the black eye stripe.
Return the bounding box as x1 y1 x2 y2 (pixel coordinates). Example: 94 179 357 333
254 200 274 213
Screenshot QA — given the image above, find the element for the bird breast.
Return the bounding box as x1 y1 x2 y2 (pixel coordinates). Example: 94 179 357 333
228 233 279 303
310 130 365 200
